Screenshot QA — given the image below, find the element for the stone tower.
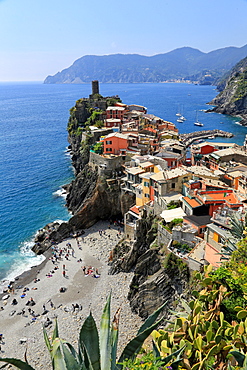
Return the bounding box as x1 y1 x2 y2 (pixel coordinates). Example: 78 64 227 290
92 80 99 95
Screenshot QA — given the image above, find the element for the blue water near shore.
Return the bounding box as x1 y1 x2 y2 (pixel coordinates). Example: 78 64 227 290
0 82 246 282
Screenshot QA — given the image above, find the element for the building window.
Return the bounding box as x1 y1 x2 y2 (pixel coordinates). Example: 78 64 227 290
144 181 149 187
106 140 112 145
171 182 175 189
145 193 150 198
106 148 112 152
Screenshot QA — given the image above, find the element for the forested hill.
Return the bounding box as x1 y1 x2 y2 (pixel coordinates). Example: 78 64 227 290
44 45 247 84
208 55 247 125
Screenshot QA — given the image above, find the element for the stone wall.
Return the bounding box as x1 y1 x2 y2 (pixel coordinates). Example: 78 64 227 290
89 151 124 173
157 223 172 246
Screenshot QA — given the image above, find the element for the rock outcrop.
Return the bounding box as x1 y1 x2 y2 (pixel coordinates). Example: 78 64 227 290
32 90 134 254
68 176 135 230
208 56 247 125
109 211 190 319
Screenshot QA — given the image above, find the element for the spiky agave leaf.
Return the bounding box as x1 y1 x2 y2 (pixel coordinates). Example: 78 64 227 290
100 293 112 370
159 345 186 370
78 312 100 370
52 318 59 342
117 314 165 368
51 338 82 370
111 307 121 370
43 325 52 354
0 358 35 370
137 301 167 336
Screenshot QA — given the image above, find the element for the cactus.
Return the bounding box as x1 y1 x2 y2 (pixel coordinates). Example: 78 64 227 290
152 265 247 370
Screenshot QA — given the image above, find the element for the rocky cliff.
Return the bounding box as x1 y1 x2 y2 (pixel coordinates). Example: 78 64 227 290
208 56 247 125
109 212 190 319
32 92 134 253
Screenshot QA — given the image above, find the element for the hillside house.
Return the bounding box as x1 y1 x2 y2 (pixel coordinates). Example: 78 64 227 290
204 147 247 171
181 188 243 217
191 141 236 165
103 132 138 155
106 106 127 121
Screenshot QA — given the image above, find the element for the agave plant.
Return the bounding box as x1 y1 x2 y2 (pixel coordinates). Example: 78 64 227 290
0 294 183 370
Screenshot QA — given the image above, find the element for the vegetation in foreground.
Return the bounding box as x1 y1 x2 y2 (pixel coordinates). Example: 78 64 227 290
0 294 184 370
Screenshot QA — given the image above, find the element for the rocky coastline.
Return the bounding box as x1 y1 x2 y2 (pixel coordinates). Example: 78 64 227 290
206 55 247 126
30 89 191 322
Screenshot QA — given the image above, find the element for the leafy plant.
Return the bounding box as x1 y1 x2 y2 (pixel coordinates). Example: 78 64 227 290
152 265 247 370
0 294 169 370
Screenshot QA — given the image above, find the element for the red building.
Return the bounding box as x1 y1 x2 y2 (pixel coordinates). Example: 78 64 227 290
103 132 138 155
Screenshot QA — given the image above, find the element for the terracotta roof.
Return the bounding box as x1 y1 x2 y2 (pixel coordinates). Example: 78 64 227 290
130 206 140 215
200 191 241 205
183 196 201 208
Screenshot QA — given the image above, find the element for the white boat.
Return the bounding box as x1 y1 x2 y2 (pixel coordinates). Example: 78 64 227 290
180 115 186 121
194 111 204 127
176 104 181 116
177 118 184 123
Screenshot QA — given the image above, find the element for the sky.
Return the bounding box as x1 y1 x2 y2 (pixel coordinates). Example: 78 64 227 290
0 0 247 81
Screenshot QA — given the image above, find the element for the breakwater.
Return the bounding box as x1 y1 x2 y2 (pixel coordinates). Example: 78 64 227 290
179 129 234 147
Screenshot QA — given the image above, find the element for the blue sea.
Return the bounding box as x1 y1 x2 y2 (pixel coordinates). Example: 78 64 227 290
0 82 246 282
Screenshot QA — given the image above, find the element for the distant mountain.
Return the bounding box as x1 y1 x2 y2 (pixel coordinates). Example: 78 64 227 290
44 45 247 84
208 55 247 125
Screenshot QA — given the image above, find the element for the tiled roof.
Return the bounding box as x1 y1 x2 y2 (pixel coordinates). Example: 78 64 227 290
183 196 202 208
130 206 140 215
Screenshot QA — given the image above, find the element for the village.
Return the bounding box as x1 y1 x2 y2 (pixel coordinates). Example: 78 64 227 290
72 81 247 272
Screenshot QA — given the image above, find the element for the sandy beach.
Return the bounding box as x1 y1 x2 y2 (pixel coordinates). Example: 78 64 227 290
0 221 143 369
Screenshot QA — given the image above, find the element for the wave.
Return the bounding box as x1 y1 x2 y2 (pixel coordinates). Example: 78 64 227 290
0 239 45 292
53 187 67 199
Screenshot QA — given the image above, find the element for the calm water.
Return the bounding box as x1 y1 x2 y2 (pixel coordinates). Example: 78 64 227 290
0 82 245 281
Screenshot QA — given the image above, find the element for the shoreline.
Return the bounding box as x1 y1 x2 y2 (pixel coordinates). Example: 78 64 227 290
0 220 143 369
0 249 51 298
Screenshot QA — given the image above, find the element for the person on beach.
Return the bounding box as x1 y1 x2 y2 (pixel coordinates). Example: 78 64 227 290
62 270 66 277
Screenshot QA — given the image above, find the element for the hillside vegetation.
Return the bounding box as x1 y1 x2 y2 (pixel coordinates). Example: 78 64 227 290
44 45 247 85
208 56 247 124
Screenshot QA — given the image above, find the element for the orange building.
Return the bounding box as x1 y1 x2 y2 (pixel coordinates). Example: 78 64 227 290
103 132 138 155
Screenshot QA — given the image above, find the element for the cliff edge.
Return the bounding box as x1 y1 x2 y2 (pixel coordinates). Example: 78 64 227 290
208 56 247 125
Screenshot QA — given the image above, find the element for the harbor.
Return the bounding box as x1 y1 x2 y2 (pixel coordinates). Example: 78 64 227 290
179 129 234 147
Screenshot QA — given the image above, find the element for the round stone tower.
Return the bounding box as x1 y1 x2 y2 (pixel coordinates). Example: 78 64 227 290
92 80 99 95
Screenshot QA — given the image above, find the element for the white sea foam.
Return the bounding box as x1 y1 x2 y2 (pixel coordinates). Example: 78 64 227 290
53 187 67 199
0 239 45 292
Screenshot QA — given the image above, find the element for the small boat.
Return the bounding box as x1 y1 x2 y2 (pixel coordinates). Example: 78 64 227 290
194 111 204 127
180 115 186 121
176 104 182 116
177 118 184 123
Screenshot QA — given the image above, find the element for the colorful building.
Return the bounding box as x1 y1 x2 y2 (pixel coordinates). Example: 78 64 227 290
102 132 138 155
